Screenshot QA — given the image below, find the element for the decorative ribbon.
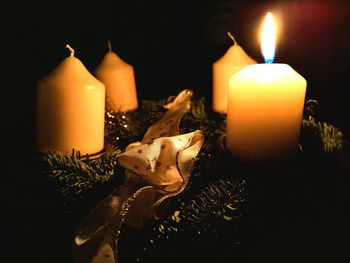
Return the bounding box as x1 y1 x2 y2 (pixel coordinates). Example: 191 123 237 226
73 89 204 263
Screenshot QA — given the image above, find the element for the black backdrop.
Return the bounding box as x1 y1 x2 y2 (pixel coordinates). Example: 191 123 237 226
1 0 350 262
2 0 350 140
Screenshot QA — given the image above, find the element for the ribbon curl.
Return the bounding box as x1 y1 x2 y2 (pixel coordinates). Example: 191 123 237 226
73 89 204 263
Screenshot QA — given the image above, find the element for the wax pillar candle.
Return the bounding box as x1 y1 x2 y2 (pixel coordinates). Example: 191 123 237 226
212 33 256 113
226 13 307 160
95 41 138 112
36 45 105 155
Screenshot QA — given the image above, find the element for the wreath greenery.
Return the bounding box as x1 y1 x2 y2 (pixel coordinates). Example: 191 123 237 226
39 96 344 263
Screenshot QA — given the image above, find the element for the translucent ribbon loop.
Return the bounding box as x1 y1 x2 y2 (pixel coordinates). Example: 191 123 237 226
73 89 204 263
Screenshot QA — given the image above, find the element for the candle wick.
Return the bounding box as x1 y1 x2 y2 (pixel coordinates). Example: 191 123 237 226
264 58 273 64
227 32 238 45
66 44 75 57
108 40 112 52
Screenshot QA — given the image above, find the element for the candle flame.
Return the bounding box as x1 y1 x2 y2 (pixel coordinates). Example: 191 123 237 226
260 12 277 64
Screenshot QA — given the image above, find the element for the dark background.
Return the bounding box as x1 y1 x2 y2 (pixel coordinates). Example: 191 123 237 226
1 0 350 140
1 0 349 262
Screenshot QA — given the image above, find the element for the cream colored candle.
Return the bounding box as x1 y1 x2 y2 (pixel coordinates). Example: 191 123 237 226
36 44 105 155
212 33 256 113
226 13 307 160
95 41 138 112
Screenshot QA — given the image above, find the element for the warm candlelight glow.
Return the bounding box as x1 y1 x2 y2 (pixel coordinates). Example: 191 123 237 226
95 41 138 112
260 12 277 64
226 12 307 160
212 33 256 113
36 45 105 155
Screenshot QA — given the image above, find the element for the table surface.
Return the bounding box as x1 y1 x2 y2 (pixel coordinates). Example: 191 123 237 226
2 119 350 263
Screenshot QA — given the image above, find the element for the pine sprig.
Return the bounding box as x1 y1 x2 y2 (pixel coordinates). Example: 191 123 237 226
41 150 120 207
178 178 247 225
301 99 344 154
302 117 344 154
142 177 247 253
181 97 226 152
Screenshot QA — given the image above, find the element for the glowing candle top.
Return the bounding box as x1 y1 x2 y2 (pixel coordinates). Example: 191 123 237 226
260 12 277 64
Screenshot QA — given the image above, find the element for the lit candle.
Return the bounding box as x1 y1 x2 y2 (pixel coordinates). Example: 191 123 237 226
36 44 105 155
212 33 257 113
95 41 138 112
226 13 307 160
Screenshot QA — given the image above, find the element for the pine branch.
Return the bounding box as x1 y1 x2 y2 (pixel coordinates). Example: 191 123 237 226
302 117 343 153
143 178 247 252
41 150 120 206
181 97 226 152
179 178 247 224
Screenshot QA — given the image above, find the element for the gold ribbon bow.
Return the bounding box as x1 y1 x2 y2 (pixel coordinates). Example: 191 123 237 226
73 89 204 263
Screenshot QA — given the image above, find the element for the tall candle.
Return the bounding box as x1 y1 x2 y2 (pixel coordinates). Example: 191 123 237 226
95 41 138 112
226 13 307 160
36 44 105 155
212 33 257 113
